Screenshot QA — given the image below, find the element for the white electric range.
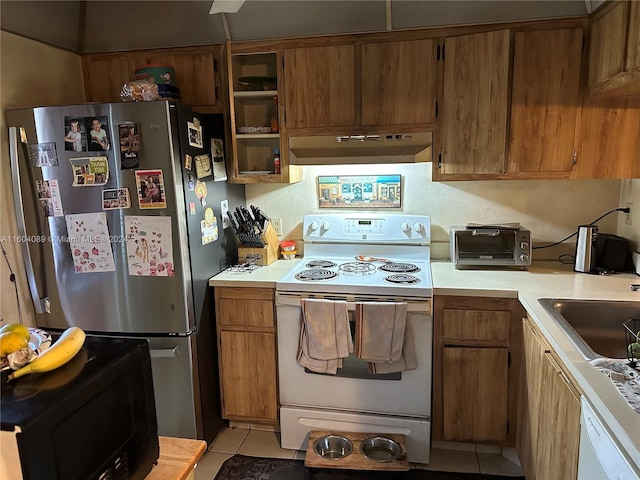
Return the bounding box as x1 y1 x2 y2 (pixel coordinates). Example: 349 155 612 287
275 213 434 464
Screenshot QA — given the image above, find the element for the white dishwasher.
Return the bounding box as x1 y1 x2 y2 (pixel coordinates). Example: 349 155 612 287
578 397 639 480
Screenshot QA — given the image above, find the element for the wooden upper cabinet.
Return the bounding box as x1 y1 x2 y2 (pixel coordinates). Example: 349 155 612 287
361 39 437 126
440 29 510 176
589 1 628 86
588 0 640 96
573 94 640 178
283 44 356 129
628 1 640 70
508 28 583 176
83 46 222 108
283 37 437 132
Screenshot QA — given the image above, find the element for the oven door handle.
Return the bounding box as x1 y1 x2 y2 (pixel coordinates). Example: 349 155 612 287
276 294 431 314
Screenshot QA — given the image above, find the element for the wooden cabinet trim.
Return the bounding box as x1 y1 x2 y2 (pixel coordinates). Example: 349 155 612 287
229 18 586 54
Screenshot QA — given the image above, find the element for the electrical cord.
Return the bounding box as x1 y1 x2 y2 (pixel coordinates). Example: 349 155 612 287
1 242 23 325
533 207 631 250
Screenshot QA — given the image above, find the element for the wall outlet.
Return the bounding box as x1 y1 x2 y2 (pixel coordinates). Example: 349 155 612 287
271 217 283 236
625 202 633 226
220 200 230 229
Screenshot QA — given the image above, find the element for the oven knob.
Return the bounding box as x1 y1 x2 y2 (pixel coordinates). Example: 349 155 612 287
309 221 319 232
520 242 529 250
401 222 411 233
413 222 425 233
321 221 331 231
519 253 529 262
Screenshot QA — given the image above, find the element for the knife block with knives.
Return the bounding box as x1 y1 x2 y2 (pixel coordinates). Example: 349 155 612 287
238 222 279 266
230 205 280 266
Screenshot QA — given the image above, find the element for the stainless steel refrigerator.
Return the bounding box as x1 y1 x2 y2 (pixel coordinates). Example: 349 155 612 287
6 101 245 444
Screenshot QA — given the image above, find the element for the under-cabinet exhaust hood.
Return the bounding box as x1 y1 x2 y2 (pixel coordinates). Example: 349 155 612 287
288 132 433 165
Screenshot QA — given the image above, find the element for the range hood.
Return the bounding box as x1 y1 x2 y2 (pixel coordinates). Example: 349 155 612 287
288 132 433 165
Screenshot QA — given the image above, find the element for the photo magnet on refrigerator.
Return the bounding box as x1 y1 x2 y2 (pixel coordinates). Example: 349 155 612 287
118 123 140 169
201 207 218 245
29 142 58 166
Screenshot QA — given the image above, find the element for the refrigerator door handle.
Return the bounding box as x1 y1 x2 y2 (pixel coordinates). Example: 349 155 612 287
9 127 47 314
150 345 180 358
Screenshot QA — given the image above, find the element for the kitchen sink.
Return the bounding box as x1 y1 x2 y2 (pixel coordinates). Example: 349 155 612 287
538 298 640 360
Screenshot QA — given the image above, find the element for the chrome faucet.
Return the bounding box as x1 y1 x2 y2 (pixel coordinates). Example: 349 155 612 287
631 284 640 291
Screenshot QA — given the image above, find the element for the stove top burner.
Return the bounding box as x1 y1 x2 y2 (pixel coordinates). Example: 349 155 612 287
295 269 338 281
305 260 337 269
338 262 377 276
383 274 421 285
379 263 421 273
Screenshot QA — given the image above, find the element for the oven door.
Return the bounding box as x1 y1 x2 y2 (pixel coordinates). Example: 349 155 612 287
276 292 432 418
455 229 516 262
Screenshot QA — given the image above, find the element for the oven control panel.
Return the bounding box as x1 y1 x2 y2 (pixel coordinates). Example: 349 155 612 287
303 214 431 244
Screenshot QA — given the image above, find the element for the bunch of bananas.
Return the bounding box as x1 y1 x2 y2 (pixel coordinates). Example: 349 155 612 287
1 323 86 381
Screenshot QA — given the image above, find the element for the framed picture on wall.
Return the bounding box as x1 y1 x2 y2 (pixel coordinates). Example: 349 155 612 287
317 175 402 209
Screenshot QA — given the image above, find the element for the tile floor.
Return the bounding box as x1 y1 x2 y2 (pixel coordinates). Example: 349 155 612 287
194 427 524 479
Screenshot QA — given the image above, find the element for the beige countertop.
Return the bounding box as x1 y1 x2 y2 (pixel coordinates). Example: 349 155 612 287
209 259 640 470
209 259 301 288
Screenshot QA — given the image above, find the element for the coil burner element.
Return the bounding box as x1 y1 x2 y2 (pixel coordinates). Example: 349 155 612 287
379 263 420 273
383 274 420 285
338 262 377 276
295 269 338 281
305 260 338 269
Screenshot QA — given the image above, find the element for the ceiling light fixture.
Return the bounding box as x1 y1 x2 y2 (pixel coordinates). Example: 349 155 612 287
209 0 245 14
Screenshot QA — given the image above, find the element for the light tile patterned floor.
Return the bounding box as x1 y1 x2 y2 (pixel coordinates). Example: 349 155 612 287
195 427 523 479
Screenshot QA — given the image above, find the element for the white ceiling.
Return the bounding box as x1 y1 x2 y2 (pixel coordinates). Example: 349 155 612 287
0 0 590 54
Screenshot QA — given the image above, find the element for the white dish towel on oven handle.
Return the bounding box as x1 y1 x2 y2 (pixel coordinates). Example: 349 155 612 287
297 298 352 375
355 302 417 374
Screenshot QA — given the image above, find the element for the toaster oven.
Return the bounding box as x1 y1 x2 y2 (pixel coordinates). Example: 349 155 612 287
450 225 532 269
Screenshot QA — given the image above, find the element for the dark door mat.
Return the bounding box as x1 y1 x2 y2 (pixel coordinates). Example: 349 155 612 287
213 454 525 480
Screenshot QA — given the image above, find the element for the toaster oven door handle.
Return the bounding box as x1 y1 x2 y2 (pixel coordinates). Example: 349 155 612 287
472 229 500 236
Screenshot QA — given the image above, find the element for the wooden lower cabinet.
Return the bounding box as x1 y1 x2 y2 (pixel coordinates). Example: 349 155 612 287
214 286 278 423
517 316 581 480
442 347 509 441
433 296 523 445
